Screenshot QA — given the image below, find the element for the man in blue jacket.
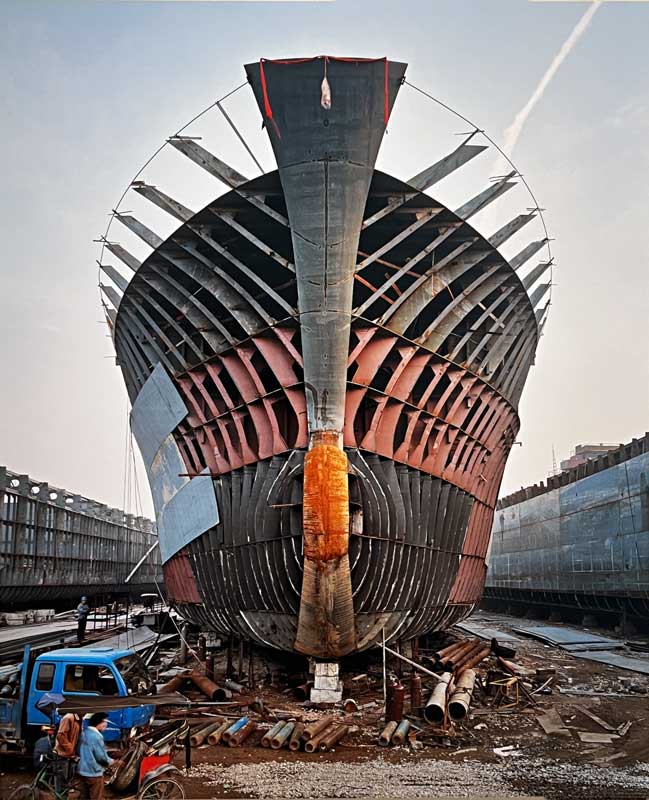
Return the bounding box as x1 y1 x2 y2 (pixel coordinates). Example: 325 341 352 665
78 712 113 799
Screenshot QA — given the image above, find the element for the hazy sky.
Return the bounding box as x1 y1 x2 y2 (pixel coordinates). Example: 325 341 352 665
1 0 647 518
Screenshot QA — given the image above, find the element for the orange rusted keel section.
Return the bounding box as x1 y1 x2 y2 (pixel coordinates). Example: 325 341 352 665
295 432 357 657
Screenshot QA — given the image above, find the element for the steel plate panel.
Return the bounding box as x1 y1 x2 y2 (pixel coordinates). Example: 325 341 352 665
157 466 219 562
131 363 188 467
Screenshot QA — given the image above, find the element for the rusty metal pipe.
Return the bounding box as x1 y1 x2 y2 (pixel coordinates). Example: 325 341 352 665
497 656 523 675
424 672 452 725
456 645 491 672
319 724 348 751
188 672 222 701
445 638 477 659
302 716 334 740
391 719 411 745
190 720 224 746
207 721 231 746
304 725 334 753
380 644 445 682
271 721 295 749
159 673 188 694
221 716 249 743
288 722 305 751
262 721 287 748
446 640 483 670
228 719 257 747
443 639 480 668
435 640 466 660
448 669 476 721
293 682 313 701
378 721 398 747
225 679 244 693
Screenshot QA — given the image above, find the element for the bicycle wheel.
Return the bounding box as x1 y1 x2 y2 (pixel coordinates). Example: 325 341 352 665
138 776 185 799
8 785 39 800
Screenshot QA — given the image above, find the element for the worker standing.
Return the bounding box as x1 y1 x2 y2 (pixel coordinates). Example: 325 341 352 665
75 596 90 643
78 712 113 800
54 712 83 792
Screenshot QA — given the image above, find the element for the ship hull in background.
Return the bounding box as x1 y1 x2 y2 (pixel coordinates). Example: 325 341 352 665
485 436 649 623
0 467 160 608
106 57 548 656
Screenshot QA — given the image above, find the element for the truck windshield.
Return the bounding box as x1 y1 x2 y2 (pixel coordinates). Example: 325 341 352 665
113 655 154 695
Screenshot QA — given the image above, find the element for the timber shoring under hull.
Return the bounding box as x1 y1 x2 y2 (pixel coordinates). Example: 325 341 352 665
104 56 549 656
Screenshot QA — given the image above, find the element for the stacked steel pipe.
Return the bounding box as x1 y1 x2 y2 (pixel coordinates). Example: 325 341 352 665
418 636 502 725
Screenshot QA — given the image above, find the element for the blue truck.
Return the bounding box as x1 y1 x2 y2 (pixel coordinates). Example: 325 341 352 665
0 644 156 752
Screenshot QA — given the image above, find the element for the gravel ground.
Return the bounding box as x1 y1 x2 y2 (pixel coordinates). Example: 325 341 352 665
187 755 649 799
504 758 649 799
188 756 515 797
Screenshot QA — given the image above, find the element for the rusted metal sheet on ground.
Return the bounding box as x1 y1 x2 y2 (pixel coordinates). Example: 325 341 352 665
104 56 547 655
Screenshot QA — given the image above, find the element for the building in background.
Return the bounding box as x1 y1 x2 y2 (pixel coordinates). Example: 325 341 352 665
560 443 620 471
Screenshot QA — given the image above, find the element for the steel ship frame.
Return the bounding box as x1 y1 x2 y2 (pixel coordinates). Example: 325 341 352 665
100 57 551 657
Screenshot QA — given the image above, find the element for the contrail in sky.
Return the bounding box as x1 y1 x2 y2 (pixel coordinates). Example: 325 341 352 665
500 0 602 161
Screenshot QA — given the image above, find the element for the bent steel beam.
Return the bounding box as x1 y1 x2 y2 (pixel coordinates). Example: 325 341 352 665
114 212 163 249
489 212 536 249
104 242 141 272
132 183 194 222
510 239 548 271
99 264 129 292
376 242 487 333
100 282 122 310
455 172 517 220
529 281 551 309
523 260 552 291
169 136 289 226
408 140 488 193
168 137 249 188
363 137 487 230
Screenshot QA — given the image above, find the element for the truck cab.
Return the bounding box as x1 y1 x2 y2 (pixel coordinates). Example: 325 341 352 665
0 645 155 749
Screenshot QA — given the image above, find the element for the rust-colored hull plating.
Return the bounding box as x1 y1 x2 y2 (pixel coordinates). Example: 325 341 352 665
104 57 548 655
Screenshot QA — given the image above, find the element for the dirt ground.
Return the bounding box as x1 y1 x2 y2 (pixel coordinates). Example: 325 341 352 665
2 611 649 799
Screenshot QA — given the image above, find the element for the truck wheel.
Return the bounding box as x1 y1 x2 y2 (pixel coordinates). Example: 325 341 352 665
8 786 39 800
111 740 147 792
138 777 185 799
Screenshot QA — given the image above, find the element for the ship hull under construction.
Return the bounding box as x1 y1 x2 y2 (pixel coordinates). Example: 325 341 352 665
103 57 550 656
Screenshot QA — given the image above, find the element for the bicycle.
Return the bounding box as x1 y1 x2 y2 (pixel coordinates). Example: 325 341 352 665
8 753 79 800
9 752 185 800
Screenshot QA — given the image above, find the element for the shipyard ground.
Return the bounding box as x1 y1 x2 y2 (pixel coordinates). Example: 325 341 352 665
2 612 649 799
